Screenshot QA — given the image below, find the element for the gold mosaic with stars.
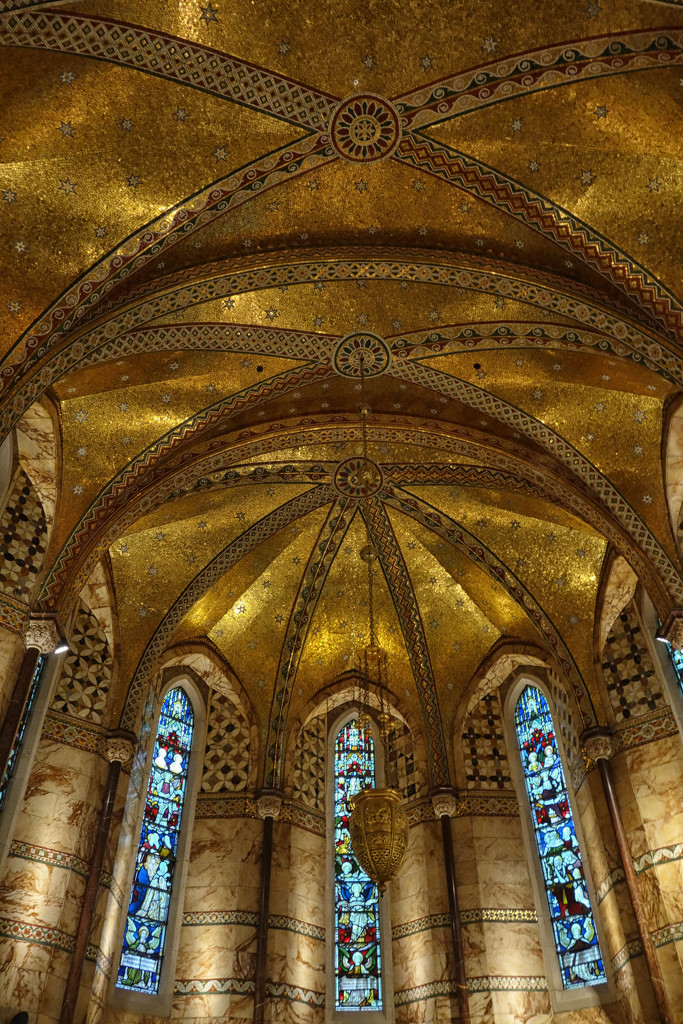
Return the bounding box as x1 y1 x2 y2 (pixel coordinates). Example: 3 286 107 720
1 0 682 782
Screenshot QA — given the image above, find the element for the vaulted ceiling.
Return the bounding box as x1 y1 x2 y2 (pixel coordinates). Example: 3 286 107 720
1 0 682 787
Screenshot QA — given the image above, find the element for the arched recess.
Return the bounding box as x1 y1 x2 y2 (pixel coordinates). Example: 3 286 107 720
593 549 639 659
15 396 59 543
663 394 683 562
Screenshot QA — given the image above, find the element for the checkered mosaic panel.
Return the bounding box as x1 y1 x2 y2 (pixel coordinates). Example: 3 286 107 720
201 690 250 792
0 469 47 601
388 721 423 799
292 714 326 811
50 600 112 724
549 668 580 759
602 602 663 723
462 692 512 790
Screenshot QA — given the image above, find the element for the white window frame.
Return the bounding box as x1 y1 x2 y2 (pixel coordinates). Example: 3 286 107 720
502 673 615 1013
109 674 206 1017
326 707 395 1024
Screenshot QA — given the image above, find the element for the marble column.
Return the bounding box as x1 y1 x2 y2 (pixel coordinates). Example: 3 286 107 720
582 730 674 1024
254 792 282 1024
58 731 135 1024
431 790 470 1024
0 615 62 786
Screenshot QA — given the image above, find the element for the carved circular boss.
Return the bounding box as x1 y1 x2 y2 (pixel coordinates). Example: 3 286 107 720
331 94 402 162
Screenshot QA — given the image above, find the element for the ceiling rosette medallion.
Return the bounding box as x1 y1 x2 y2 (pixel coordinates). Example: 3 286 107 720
334 332 392 377
330 94 402 161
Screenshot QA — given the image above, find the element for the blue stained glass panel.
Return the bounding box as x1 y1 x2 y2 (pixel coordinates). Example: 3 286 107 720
116 687 194 995
515 686 606 989
0 654 45 814
334 720 382 1011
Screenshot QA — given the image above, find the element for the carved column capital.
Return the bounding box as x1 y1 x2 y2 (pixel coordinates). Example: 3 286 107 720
105 730 136 764
24 613 64 654
581 727 613 762
431 788 458 819
657 609 683 651
256 791 283 820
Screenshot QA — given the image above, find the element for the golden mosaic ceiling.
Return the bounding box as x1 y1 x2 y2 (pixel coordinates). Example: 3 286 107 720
1 0 682 786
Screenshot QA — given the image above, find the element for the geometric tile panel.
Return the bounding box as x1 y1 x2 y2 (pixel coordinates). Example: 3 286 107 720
548 667 580 759
0 468 47 600
388 721 423 800
462 692 512 790
201 690 250 792
50 600 112 724
292 714 326 812
602 600 664 723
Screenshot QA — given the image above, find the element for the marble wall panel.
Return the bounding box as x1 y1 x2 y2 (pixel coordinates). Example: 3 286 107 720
0 625 25 721
489 988 552 1023
16 401 56 530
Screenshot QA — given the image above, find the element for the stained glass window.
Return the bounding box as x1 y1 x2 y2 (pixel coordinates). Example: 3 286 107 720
0 654 45 814
515 686 606 989
117 687 194 996
334 720 383 1011
665 641 683 696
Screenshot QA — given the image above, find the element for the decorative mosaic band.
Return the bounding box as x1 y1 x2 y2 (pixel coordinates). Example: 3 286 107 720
42 710 107 758
195 792 326 835
86 942 112 977
395 975 548 1004
100 870 125 908
269 914 325 942
9 839 89 877
457 792 519 817
392 913 451 940
611 707 679 754
612 938 643 974
0 916 75 954
596 866 626 903
460 908 538 925
183 909 258 927
653 921 683 948
0 591 29 635
181 909 324 941
634 842 683 875
174 977 324 1005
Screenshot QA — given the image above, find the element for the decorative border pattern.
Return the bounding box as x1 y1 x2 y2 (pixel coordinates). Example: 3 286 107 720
0 591 29 635
41 709 107 757
634 841 683 875
596 866 625 904
183 909 258 927
612 706 679 753
653 921 683 948
174 977 324 1005
460 908 538 924
193 792 327 835
8 840 89 877
392 913 451 939
86 942 112 977
395 976 548 1004
611 938 642 973
397 133 681 341
269 915 325 942
0 916 74 954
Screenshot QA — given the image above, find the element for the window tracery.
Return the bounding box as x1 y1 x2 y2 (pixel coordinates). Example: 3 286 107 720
116 686 194 995
514 685 606 989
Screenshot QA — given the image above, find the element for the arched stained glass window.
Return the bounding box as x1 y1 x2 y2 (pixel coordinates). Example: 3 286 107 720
334 720 383 1010
515 685 606 989
665 641 683 696
117 687 194 995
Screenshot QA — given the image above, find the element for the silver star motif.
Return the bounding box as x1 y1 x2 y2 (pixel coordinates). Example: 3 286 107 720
510 118 523 132
223 297 236 309
579 168 595 186
528 160 540 173
264 306 279 321
637 231 650 246
420 54 434 70
3 188 17 203
355 179 368 193
481 36 498 53
278 39 291 55
647 177 660 193
313 315 324 328
13 241 26 254
412 178 426 192
57 121 74 139
58 177 77 196
199 1 219 23
60 71 76 85
174 107 188 121
213 145 228 161
119 117 133 131
94 225 107 238
363 54 375 70
595 105 608 119
126 174 141 189
585 1 602 17
8 300 21 314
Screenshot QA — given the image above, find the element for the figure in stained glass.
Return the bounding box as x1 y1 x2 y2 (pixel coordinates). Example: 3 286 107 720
117 687 194 996
515 685 606 989
334 720 383 1010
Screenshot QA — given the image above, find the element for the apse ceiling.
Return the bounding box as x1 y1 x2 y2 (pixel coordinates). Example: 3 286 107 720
1 0 682 787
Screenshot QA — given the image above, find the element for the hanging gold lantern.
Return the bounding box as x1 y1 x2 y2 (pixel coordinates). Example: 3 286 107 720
349 787 409 895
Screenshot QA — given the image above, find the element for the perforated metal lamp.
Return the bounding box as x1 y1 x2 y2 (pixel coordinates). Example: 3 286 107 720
347 352 410 895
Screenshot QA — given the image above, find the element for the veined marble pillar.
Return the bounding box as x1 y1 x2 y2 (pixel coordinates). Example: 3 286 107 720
254 792 282 1024
582 730 674 1024
432 791 470 1024
59 731 135 1024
